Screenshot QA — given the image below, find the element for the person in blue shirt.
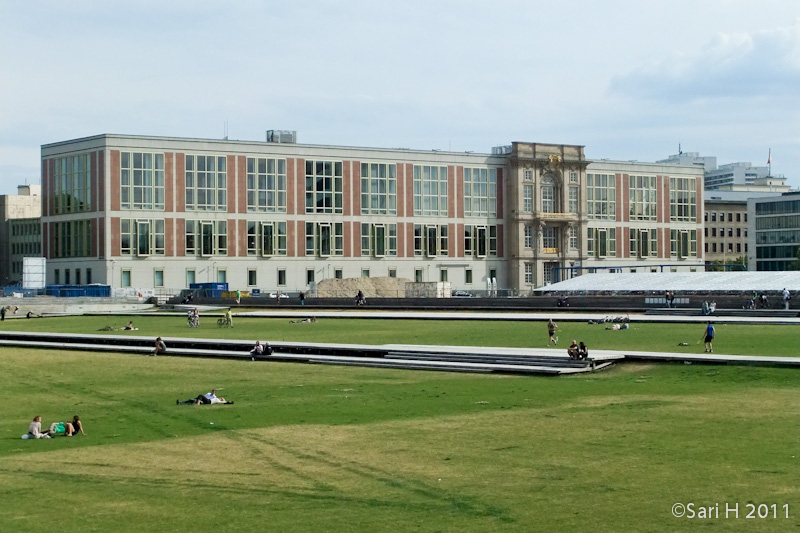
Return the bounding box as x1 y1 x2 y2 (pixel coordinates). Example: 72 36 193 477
703 321 715 353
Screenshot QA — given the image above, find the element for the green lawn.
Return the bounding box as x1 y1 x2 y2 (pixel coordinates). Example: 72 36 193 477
1 318 799 531
1 314 799 356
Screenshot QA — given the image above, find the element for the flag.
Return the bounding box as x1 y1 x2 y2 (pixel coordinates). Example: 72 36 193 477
767 149 771 165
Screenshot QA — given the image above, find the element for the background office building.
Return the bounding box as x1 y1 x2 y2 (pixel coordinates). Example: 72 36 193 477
748 192 800 271
0 184 42 285
40 134 704 293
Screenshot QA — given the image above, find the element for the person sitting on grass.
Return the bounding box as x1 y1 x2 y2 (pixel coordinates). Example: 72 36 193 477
123 321 138 330
151 337 166 356
25 416 50 439
177 389 234 405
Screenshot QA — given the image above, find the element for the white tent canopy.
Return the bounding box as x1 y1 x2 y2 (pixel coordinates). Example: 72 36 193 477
537 272 800 293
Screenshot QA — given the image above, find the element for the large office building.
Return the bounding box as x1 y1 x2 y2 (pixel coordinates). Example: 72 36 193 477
0 184 42 285
40 134 705 293
748 191 800 271
658 152 789 191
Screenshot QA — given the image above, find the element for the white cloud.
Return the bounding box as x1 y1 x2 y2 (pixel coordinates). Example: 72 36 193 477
610 21 800 101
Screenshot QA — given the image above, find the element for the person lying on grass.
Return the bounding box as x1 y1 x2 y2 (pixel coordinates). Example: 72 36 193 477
177 389 234 405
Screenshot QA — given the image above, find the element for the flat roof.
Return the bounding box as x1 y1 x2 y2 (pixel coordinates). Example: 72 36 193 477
538 272 800 293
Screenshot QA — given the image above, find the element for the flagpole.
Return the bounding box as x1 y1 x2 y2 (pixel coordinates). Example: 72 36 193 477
768 148 771 177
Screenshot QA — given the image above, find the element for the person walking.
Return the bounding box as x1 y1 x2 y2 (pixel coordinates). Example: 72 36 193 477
702 321 715 353
782 288 791 310
547 318 559 346
0 306 5 321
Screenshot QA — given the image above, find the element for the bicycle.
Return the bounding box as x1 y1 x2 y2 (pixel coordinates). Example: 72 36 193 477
187 314 199 328
217 317 232 328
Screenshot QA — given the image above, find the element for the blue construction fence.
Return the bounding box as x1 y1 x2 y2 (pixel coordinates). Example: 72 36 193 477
188 282 229 298
2 284 111 298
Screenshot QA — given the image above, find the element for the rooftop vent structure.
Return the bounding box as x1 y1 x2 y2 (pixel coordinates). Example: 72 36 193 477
266 130 297 143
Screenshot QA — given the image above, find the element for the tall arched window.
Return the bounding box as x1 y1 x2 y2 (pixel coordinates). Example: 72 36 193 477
541 177 555 213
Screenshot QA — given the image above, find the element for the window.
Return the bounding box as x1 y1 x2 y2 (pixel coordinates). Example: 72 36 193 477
306 222 344 256
64 270 71 285
630 228 657 257
542 227 557 249
570 172 578 183
185 155 227 211
568 226 578 250
361 223 397 257
464 225 498 257
728 213 733 222
277 269 286 286
736 213 741 222
736 228 741 237
414 224 448 256
541 177 555 213
711 212 717 222
53 220 92 258
587 173 616 220
54 269 60 285
414 268 423 282
75 269 81 285
568 187 578 214
587 227 616 258
121 269 131 287
217 269 226 283
247 221 287 256
523 185 533 213
248 269 257 286
86 269 92 284
334 268 343 279
246 157 287 212
524 263 533 284
388 268 397 278
727 228 733 238
154 269 164 287
54 154 91 214
629 175 657 220
670 177 697 221
306 160 343 213
120 152 165 210
543 262 555 285
712 243 717 253
670 229 698 257
362 268 370 278
185 220 227 256
361 163 397 215
440 268 447 282
465 269 473 284
186 269 196 286
524 226 533 249
306 268 315 285
463 167 497 217
524 169 533 181
120 219 165 256
413 165 448 216
711 228 717 237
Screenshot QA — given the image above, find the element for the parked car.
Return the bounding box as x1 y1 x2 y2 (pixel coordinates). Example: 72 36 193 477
452 290 474 297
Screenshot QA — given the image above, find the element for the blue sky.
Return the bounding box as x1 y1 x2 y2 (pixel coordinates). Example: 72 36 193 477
1 0 798 196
